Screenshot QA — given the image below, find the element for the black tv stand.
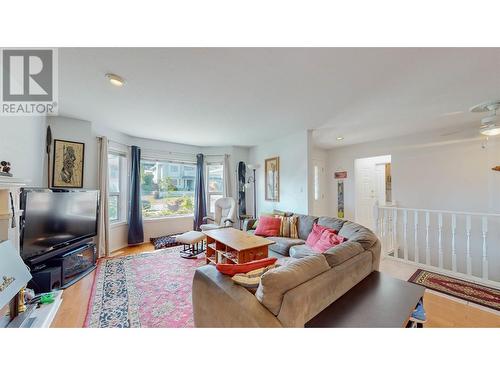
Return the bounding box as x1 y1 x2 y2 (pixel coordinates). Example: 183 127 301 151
28 240 97 293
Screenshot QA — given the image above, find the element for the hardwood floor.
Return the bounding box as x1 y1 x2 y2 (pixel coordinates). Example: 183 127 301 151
51 245 500 328
51 243 154 328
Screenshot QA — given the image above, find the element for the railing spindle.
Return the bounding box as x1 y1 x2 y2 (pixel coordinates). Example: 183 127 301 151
403 209 408 261
482 216 488 280
466 215 472 276
392 208 398 259
438 213 443 269
425 211 430 266
414 211 419 263
383 210 389 251
451 214 457 272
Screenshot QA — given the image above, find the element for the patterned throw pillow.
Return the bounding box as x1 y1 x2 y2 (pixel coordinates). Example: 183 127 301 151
231 264 279 290
312 230 347 253
276 215 299 238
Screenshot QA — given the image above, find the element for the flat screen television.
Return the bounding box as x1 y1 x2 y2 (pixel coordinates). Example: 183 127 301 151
20 189 99 262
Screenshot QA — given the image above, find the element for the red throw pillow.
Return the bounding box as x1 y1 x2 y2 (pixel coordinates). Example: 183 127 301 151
312 230 346 253
306 223 338 247
216 257 278 276
254 216 282 237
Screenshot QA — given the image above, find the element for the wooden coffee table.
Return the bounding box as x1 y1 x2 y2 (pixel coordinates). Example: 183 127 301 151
305 271 425 328
203 228 275 265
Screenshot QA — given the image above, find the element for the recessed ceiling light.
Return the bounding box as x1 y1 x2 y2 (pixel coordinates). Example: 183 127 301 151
336 136 344 141
105 73 125 87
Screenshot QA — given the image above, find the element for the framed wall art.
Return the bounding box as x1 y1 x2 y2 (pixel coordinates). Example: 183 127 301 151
265 156 279 201
52 139 85 188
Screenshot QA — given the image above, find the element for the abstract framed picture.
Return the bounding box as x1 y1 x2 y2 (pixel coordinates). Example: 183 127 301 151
52 139 85 188
265 156 279 201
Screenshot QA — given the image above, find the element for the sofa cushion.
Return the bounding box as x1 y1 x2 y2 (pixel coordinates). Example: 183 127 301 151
323 241 364 267
295 214 318 240
278 216 299 238
289 244 315 259
216 257 278 276
312 230 346 253
255 216 282 237
267 237 306 256
305 223 329 247
317 216 346 232
338 221 378 250
231 264 279 290
255 254 330 315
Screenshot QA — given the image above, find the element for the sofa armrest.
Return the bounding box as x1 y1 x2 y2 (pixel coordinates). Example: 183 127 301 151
192 265 282 327
367 239 381 271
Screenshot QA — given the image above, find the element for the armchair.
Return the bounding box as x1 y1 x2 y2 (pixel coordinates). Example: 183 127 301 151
200 197 237 231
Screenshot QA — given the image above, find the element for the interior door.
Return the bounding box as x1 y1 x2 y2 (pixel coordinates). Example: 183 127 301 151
312 159 327 216
355 158 377 230
375 163 387 206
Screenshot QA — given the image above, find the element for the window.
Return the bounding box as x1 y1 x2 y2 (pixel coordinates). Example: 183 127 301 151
140 159 196 218
108 152 127 223
207 163 224 214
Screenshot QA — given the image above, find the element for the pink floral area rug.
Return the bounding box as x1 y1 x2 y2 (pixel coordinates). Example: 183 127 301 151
84 247 205 328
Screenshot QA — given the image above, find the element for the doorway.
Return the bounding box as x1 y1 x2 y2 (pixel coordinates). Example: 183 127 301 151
354 155 391 230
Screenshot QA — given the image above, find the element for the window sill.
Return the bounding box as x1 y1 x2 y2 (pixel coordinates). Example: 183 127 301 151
143 214 194 222
110 220 128 228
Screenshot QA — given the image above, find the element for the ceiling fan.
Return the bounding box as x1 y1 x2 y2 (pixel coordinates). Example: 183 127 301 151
470 100 500 136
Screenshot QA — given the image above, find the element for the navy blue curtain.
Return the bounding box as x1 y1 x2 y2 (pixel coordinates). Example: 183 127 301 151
193 153 207 231
128 146 144 244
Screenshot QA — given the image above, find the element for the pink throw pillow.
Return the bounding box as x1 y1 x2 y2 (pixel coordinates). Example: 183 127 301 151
254 216 282 237
312 230 346 253
306 223 337 247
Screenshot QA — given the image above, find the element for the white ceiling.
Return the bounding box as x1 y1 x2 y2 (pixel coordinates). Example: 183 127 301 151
58 48 500 148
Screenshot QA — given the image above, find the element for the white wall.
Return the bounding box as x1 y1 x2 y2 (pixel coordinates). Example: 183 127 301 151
309 141 329 216
327 131 500 221
0 116 45 186
249 130 310 215
44 116 98 189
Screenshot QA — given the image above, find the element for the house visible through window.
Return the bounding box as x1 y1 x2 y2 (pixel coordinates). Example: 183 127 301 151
140 159 196 218
108 152 127 223
207 163 224 214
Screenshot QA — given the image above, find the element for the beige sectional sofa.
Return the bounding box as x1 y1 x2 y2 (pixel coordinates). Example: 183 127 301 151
192 213 381 327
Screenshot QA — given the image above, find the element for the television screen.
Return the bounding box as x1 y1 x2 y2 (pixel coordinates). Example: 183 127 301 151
20 189 99 261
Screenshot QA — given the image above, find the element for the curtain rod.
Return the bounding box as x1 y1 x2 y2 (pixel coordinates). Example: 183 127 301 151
96 136 227 157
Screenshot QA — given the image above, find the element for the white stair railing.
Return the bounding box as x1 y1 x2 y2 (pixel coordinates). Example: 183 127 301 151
376 205 500 288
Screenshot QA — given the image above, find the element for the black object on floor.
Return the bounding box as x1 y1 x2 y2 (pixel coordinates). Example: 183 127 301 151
150 235 180 250
180 242 205 259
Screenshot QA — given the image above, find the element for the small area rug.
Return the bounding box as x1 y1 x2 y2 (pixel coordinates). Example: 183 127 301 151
150 235 180 250
84 247 205 328
408 269 500 312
